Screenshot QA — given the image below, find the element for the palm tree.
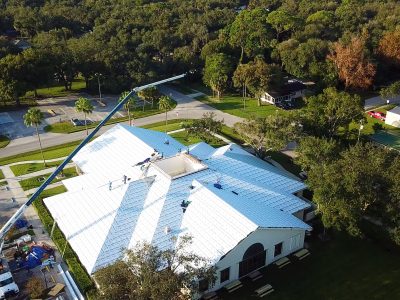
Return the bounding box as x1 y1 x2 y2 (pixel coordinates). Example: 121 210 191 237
118 91 136 126
158 95 173 133
24 108 46 166
75 97 93 135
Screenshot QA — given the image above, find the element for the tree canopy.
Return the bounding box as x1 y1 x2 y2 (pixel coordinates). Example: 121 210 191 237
94 235 215 300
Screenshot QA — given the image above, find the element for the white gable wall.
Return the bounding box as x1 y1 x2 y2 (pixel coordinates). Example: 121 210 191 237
385 110 400 128
212 228 305 291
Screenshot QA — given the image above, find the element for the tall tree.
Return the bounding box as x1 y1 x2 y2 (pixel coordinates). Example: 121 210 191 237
203 53 234 100
302 87 364 138
234 114 300 159
246 58 284 106
229 8 272 62
94 235 215 300
24 108 46 166
380 81 400 102
266 9 301 41
299 142 395 237
184 112 223 143
138 87 160 110
328 35 376 90
378 29 400 69
233 63 254 109
158 95 174 133
118 91 136 126
75 97 93 136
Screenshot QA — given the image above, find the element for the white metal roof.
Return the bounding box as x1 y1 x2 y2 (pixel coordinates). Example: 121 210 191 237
44 125 311 274
388 106 400 115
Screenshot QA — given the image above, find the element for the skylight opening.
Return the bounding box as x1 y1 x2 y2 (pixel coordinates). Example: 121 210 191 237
153 153 208 179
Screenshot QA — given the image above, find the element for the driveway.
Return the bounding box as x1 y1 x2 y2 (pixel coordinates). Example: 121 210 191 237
364 94 400 110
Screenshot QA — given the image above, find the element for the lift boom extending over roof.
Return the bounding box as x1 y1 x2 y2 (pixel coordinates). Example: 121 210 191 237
0 73 186 243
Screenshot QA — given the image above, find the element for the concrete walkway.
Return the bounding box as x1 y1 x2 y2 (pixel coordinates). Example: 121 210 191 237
0 85 243 158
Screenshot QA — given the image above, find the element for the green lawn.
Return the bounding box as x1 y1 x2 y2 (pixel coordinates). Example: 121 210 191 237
0 140 82 165
222 232 400 300
0 135 10 148
0 181 7 187
198 94 288 119
19 167 77 191
142 119 190 132
170 130 227 148
24 78 86 99
0 169 4 180
44 101 177 134
10 160 63 176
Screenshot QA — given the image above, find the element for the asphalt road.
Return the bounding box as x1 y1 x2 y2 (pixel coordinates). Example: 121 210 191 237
0 86 243 158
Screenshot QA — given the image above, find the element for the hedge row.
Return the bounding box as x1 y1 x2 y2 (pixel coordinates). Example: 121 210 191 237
32 196 95 295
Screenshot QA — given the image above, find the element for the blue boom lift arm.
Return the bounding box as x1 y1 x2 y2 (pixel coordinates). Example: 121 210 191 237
0 74 186 243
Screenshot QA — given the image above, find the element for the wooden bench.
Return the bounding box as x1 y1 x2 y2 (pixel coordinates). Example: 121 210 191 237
224 280 242 293
293 248 310 260
274 257 291 268
47 283 65 297
203 291 218 300
255 284 274 297
47 109 56 116
248 270 262 281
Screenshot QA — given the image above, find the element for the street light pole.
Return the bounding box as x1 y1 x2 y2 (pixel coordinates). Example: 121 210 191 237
357 120 364 143
96 73 102 103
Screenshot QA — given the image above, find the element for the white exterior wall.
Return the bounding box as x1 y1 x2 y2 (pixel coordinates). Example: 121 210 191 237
385 111 400 128
260 93 275 104
210 228 305 291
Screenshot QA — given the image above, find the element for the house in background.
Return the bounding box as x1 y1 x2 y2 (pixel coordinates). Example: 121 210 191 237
12 39 31 51
260 79 307 105
385 106 400 128
44 125 312 295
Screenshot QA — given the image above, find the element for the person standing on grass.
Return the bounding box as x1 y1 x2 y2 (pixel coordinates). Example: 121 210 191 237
24 108 46 166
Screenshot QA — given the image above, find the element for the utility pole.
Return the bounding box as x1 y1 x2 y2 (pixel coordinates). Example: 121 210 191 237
96 73 102 103
357 120 364 143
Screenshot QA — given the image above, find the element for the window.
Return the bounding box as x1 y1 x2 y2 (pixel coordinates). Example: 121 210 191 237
274 242 283 257
198 279 209 292
220 267 230 283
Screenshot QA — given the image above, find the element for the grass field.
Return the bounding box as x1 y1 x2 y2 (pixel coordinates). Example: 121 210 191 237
198 94 288 119
0 141 81 165
0 135 10 148
19 167 77 191
24 79 86 99
222 232 400 300
10 160 63 176
170 130 227 148
0 169 4 180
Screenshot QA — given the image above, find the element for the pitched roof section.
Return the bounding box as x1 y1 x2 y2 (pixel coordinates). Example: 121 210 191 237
44 125 311 274
73 124 184 177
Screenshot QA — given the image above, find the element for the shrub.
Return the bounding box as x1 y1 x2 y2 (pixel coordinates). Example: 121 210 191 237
26 277 45 298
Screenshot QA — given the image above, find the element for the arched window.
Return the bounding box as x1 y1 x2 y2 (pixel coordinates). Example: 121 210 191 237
239 243 266 277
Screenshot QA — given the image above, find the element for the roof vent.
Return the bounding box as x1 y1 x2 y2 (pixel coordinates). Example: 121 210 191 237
214 183 222 189
164 139 169 145
164 226 171 234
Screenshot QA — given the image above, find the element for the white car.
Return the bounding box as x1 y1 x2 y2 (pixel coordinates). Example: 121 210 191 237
0 270 19 299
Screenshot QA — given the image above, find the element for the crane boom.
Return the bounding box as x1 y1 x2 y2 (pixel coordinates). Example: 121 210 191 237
0 74 186 243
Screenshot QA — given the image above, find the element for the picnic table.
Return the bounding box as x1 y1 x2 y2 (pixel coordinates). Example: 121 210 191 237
255 284 274 297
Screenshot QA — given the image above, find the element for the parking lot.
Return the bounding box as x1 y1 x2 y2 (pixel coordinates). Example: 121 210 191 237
0 93 125 139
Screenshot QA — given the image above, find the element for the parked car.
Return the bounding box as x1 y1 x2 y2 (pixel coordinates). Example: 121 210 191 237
367 111 386 121
70 118 83 126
